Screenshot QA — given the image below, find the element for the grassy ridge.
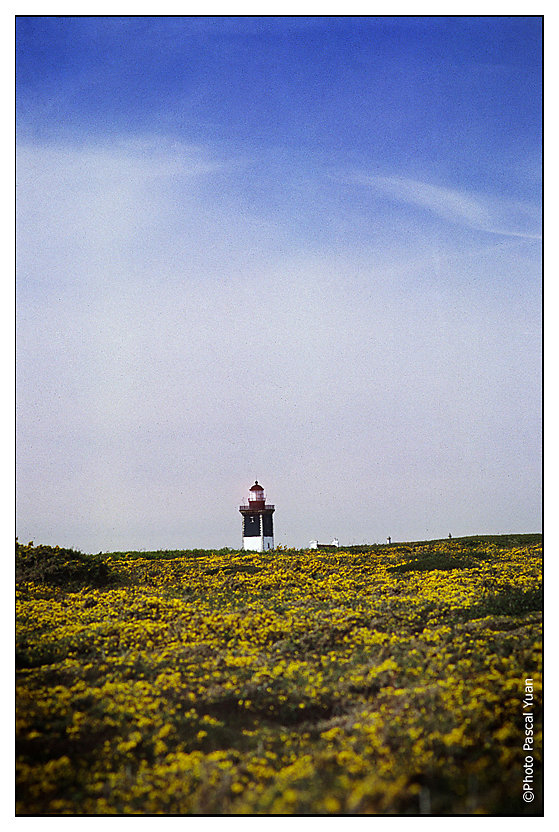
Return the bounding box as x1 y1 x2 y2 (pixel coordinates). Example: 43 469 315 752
16 536 542 815
98 533 542 560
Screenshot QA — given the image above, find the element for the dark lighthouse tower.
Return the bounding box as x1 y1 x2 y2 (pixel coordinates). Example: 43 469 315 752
239 481 275 551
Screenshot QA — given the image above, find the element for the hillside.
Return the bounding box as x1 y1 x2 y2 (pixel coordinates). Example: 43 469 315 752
16 535 542 815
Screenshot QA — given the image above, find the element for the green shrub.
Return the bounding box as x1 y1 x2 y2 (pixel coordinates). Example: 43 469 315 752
15 541 116 589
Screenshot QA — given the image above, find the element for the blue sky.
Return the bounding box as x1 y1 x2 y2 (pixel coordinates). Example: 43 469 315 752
16 16 542 551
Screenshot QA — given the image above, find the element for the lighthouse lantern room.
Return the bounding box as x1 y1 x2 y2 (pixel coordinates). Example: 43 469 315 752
239 481 275 551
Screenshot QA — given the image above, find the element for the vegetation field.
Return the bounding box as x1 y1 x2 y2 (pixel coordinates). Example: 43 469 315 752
16 535 542 815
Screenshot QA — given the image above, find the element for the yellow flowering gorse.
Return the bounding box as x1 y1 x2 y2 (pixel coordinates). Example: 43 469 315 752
16 536 542 814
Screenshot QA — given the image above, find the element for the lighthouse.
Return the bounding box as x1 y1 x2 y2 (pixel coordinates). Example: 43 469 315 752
239 481 275 551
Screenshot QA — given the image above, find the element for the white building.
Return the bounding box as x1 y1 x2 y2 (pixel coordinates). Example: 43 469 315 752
308 538 339 550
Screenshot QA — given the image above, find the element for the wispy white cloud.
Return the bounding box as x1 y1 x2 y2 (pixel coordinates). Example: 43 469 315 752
15 138 258 294
349 173 541 240
16 137 226 241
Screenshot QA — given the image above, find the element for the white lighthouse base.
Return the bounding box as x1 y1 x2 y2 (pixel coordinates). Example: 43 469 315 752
243 536 274 552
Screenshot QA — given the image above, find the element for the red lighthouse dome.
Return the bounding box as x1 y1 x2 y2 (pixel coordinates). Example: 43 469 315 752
248 480 265 507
